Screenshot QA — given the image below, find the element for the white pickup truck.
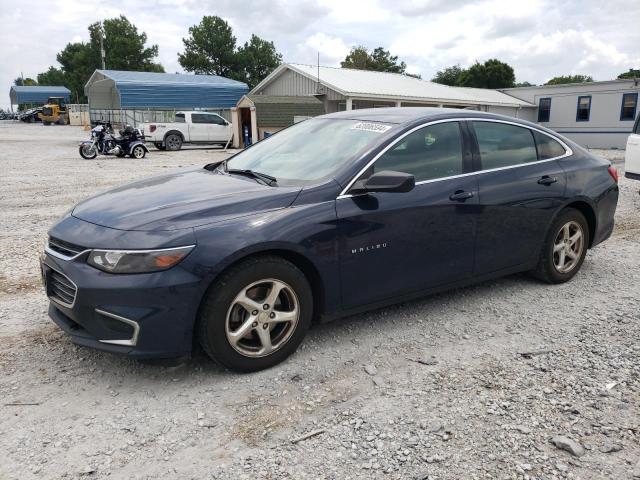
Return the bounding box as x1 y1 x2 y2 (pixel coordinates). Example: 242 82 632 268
141 111 232 151
625 115 640 180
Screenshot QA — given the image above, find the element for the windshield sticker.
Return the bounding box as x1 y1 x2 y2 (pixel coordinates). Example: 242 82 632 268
351 122 392 133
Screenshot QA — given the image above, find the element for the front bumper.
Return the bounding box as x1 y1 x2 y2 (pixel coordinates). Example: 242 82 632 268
41 248 204 359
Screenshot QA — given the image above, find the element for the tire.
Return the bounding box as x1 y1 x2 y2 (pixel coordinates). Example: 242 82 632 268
79 144 97 160
197 256 313 372
43 121 51 126
531 208 589 284
153 142 166 151
130 145 146 159
165 134 182 151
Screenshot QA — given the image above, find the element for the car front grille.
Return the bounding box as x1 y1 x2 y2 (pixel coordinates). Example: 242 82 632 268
48 237 86 258
46 268 77 307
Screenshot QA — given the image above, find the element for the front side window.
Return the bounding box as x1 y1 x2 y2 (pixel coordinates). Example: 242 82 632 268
538 98 551 122
371 122 464 182
533 131 566 159
576 96 591 122
620 93 638 121
226 119 392 185
473 121 537 170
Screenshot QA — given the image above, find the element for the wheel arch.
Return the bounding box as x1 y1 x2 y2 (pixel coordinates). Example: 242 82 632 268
164 130 185 142
198 248 326 324
563 199 597 248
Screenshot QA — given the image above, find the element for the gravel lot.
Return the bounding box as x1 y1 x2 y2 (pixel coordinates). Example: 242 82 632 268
1 121 639 480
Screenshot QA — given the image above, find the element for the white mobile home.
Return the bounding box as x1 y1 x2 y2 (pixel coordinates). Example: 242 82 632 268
502 80 640 149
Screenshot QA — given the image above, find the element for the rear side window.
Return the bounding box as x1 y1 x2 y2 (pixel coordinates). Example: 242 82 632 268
175 113 185 123
473 121 537 170
373 122 464 182
533 131 566 159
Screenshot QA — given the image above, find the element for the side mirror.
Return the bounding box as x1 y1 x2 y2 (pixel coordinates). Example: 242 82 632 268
350 170 415 194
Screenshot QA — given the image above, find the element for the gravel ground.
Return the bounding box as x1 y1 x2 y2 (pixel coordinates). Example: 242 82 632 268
0 121 639 480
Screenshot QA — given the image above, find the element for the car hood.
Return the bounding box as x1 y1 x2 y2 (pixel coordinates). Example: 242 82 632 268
72 167 302 231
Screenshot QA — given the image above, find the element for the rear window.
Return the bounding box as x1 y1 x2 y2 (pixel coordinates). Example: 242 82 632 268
533 131 566 159
175 113 185 123
473 121 538 170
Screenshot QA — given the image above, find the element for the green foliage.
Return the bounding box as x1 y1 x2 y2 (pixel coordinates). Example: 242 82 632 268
514 81 535 87
178 16 282 88
233 35 283 89
431 60 515 88
178 16 239 77
431 65 464 86
341 46 415 76
459 59 515 89
617 68 640 79
36 67 67 86
545 75 593 85
14 77 38 86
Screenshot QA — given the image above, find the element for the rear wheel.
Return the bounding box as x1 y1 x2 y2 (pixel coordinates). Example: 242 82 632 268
197 256 313 372
165 134 182 151
131 145 146 159
532 208 589 284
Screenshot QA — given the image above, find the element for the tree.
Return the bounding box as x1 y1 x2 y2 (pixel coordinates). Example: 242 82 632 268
178 16 238 76
37 67 66 86
432 65 464 86
89 16 163 72
42 16 163 103
514 81 535 87
545 74 593 85
618 68 640 79
13 77 38 86
341 46 414 76
459 59 515 89
234 34 282 89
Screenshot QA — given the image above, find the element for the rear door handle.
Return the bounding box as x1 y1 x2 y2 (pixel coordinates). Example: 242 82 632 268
538 176 558 186
449 190 475 201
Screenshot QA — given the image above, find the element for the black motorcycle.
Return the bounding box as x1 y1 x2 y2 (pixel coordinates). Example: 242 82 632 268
79 122 149 159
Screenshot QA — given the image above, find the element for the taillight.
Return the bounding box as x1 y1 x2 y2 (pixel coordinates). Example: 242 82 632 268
149 125 156 133
608 166 619 183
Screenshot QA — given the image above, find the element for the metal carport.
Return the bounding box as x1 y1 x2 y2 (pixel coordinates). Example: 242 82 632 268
9 86 70 107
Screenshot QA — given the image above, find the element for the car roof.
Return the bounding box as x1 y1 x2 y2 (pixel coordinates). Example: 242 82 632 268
321 107 533 126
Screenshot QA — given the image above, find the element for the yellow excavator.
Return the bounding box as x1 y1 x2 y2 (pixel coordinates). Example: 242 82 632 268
40 96 69 125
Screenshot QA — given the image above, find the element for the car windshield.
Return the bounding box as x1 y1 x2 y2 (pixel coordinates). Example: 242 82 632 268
225 118 393 185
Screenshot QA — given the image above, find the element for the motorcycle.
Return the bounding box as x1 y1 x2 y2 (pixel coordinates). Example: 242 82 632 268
79 123 149 160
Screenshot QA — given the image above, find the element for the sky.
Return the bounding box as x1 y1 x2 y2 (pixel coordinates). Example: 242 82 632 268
2 0 639 108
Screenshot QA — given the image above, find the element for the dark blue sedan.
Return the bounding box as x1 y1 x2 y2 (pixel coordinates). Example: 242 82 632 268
42 108 619 371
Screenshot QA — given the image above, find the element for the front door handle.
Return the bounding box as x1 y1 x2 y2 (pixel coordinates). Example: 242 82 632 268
538 175 558 186
449 190 475 201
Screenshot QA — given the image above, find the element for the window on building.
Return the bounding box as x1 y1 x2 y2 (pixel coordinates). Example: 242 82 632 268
620 93 638 121
537 98 551 122
576 96 591 122
473 121 537 170
372 121 464 182
533 131 566 160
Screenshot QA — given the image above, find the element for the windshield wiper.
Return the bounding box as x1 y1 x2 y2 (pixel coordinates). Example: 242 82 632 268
226 168 277 186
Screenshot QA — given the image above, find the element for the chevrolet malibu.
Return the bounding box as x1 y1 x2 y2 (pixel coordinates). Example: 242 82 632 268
42 108 619 372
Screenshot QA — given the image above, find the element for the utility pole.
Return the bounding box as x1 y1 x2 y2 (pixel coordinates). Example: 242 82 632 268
99 23 106 69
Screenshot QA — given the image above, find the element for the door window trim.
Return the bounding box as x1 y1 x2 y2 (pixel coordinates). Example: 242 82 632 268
338 118 573 199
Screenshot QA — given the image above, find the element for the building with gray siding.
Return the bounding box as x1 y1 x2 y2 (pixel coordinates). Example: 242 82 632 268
502 79 640 148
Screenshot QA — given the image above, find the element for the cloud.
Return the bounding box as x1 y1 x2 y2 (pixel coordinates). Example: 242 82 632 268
1 0 639 109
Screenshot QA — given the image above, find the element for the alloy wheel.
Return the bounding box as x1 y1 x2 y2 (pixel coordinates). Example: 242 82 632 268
225 279 299 358
132 146 144 158
553 220 584 274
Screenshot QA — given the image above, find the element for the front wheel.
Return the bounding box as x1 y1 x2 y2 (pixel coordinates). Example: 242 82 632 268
79 144 97 160
197 256 313 372
531 208 589 284
130 145 146 159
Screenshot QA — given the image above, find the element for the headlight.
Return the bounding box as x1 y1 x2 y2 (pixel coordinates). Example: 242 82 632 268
87 246 194 273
